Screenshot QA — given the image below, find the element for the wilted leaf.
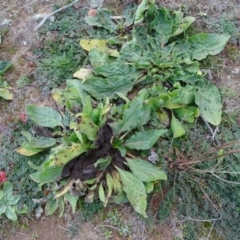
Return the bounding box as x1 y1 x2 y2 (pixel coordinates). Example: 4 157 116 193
25 104 63 128
117 167 147 218
73 68 92 81
171 113 186 138
80 39 119 57
126 158 167 182
124 129 167 150
15 142 44 156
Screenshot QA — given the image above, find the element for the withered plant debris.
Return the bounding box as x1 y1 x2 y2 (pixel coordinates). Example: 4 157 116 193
61 118 126 182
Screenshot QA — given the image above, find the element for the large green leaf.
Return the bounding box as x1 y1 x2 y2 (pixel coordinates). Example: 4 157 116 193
150 7 173 46
25 104 63 128
124 129 167 150
195 81 222 125
126 158 167 182
81 74 140 100
30 166 63 186
189 33 230 60
110 96 151 136
117 168 147 218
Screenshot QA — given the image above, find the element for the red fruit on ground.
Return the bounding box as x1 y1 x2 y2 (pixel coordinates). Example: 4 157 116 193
0 171 7 183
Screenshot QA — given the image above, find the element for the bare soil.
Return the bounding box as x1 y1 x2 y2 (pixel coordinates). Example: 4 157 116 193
1 0 240 239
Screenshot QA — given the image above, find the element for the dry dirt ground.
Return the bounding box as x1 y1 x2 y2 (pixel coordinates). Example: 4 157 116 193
0 0 240 239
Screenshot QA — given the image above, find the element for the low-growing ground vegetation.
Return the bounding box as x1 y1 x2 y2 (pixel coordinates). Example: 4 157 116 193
0 0 240 239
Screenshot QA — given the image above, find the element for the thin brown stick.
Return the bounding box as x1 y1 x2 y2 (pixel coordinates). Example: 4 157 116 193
180 149 240 166
34 0 81 31
203 139 240 156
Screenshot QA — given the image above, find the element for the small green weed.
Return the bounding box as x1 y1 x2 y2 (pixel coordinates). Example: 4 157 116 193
33 6 114 87
31 233 39 240
16 75 32 88
100 208 132 238
159 116 240 240
203 15 240 45
0 121 45 222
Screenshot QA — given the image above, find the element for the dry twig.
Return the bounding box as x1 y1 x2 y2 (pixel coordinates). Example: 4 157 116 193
34 0 80 31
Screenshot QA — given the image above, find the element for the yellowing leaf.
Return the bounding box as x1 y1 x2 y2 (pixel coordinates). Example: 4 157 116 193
49 143 87 166
73 68 92 82
80 39 119 57
0 88 13 100
15 143 43 156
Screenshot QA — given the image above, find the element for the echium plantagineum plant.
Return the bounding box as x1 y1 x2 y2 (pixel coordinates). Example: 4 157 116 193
16 0 229 218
